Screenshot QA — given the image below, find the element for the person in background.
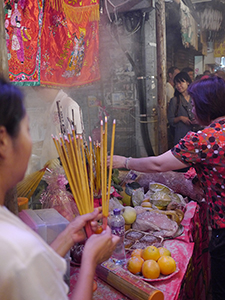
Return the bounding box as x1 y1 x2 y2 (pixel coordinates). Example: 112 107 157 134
32 87 84 168
194 74 203 81
214 70 225 80
203 70 211 76
166 66 180 106
0 77 119 300
109 75 225 300
181 67 194 81
167 72 199 146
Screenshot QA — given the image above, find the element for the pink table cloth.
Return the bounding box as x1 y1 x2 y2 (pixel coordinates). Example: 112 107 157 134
69 201 210 300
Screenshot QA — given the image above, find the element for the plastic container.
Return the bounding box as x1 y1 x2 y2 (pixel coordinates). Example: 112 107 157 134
120 182 141 206
17 197 29 212
19 208 70 285
110 208 126 266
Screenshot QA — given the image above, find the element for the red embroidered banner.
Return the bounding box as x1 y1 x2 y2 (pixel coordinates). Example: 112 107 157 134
40 0 100 87
4 0 42 86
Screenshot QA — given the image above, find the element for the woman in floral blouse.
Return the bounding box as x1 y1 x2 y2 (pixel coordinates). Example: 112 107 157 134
110 75 225 300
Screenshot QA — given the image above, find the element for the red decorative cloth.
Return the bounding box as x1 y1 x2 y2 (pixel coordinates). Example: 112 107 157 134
4 0 42 85
40 0 100 87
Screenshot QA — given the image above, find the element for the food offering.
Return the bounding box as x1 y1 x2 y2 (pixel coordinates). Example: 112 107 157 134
126 245 178 281
124 229 163 250
111 181 186 239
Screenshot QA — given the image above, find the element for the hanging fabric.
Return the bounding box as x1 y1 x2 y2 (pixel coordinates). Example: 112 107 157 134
40 0 100 87
4 0 43 86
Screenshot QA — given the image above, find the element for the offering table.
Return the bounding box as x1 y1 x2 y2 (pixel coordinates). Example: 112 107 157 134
68 201 210 300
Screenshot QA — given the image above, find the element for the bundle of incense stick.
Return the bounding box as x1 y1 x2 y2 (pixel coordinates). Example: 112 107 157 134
52 117 116 231
17 161 53 200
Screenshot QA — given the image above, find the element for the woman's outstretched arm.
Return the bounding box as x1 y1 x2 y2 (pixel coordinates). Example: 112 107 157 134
109 150 188 173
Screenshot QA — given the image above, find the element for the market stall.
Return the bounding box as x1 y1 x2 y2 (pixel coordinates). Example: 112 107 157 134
68 176 210 300
20 124 210 300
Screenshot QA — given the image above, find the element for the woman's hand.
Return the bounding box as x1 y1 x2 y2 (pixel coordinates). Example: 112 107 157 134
51 207 103 257
68 207 103 244
71 226 120 300
179 116 192 125
190 118 199 125
82 226 120 267
107 155 126 169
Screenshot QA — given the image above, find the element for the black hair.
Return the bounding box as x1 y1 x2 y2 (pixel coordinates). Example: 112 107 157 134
173 72 192 98
167 66 179 76
181 67 193 73
188 75 225 126
0 77 26 138
203 70 211 76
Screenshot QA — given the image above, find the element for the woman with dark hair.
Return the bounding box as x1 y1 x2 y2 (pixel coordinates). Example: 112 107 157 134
110 75 225 300
167 71 200 146
0 77 119 300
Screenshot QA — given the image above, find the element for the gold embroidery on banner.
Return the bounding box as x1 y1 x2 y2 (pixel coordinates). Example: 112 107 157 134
62 2 99 23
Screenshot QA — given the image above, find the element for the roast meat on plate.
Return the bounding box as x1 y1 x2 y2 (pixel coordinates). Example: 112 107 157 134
132 209 178 238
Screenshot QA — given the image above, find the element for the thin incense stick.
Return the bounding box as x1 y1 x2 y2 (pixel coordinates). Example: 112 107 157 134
100 120 105 215
67 132 82 198
107 119 116 203
104 117 108 214
80 135 91 212
90 152 94 210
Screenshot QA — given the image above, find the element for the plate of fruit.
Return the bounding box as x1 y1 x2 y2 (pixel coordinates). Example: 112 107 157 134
125 245 179 282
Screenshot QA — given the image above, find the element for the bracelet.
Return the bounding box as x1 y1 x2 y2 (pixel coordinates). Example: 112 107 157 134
125 157 132 169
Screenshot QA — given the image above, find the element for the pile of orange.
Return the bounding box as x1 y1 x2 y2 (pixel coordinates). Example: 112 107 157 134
127 246 176 279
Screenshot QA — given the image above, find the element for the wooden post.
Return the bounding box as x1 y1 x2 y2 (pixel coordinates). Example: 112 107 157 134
156 0 168 154
0 0 9 80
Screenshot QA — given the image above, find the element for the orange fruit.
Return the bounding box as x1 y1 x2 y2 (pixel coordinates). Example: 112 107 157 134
142 259 160 279
127 256 144 274
141 246 160 261
158 247 171 257
94 225 103 234
131 249 143 258
158 255 176 275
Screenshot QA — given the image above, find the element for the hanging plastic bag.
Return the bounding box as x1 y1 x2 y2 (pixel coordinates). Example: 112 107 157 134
40 166 79 221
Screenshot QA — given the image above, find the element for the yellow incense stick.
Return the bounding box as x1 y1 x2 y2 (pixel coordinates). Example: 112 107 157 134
100 120 105 215
80 135 91 212
52 118 116 220
54 136 84 214
67 133 82 198
90 152 94 210
107 119 116 204
104 116 108 213
89 137 94 208
64 135 82 202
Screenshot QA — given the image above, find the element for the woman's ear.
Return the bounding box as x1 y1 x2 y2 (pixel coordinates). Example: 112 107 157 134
0 126 10 158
